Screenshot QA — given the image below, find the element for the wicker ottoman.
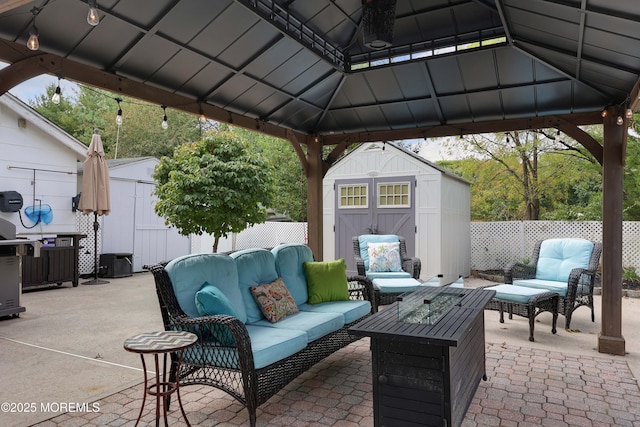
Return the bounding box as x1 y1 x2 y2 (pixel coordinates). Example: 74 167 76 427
484 284 559 342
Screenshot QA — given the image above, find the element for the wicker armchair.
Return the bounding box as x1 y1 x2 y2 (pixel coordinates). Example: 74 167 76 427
504 238 602 330
145 261 373 427
352 235 421 279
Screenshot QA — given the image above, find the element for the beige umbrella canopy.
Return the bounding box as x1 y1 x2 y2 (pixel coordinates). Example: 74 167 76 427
79 130 110 285
79 130 110 215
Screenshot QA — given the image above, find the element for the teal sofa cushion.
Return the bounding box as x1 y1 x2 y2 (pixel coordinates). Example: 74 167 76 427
486 284 551 303
165 253 247 323
231 248 279 324
272 243 314 306
535 238 594 283
299 300 371 324
183 324 308 370
252 310 344 342
358 234 399 271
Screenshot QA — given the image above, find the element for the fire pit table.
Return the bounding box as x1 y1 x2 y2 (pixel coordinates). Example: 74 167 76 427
349 286 495 427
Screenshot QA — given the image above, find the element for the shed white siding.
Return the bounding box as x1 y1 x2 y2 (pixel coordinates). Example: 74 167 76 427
0 94 86 236
323 142 471 279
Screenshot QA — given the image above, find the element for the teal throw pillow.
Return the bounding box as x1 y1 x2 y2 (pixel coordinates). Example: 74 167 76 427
303 259 350 304
194 282 238 345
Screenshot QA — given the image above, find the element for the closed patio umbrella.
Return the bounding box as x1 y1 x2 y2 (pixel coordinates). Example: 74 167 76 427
78 129 111 285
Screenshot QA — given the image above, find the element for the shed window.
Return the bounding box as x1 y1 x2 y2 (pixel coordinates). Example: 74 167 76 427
378 182 410 207
338 184 368 208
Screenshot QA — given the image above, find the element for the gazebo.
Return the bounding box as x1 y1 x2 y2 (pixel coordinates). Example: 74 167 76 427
0 0 637 356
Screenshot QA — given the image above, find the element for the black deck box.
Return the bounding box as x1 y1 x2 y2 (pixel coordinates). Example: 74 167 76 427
99 253 133 278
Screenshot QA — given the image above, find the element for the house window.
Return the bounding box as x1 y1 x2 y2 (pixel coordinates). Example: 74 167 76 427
338 184 368 208
378 182 410 207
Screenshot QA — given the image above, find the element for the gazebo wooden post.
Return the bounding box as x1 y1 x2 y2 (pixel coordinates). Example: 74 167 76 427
306 136 324 261
599 106 626 356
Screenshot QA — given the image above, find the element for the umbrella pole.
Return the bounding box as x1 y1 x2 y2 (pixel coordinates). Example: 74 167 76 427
82 212 109 285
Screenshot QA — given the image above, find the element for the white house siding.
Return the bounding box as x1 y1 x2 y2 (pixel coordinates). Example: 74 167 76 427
0 94 86 236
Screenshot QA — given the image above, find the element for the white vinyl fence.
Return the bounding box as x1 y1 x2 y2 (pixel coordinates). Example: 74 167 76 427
470 221 640 271
192 220 640 272
191 222 308 254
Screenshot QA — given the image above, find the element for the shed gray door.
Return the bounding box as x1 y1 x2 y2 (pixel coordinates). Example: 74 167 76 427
335 176 415 275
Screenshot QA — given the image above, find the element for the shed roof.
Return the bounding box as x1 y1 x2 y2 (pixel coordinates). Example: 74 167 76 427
328 142 471 185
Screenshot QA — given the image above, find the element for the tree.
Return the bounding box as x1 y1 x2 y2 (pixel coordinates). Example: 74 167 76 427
442 129 598 220
153 132 273 252
31 84 207 158
229 126 308 221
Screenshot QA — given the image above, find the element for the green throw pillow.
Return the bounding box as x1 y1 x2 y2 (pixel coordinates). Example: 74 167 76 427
194 282 238 345
303 259 350 304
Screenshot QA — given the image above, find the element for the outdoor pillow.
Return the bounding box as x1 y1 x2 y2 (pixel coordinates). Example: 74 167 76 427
367 242 402 272
303 259 350 304
195 282 238 345
250 278 299 323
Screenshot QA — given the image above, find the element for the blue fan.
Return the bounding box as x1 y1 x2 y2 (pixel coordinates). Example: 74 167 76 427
25 204 54 225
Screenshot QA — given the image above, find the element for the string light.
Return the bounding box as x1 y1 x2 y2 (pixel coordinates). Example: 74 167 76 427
617 116 624 126
51 78 61 105
115 98 123 126
601 109 608 118
26 7 40 51
161 105 168 129
87 0 100 26
626 109 633 119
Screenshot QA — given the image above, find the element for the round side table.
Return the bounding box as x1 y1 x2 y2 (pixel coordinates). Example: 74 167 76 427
124 330 197 427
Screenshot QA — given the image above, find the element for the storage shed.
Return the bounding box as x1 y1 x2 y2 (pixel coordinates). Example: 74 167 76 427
77 157 191 273
323 142 471 280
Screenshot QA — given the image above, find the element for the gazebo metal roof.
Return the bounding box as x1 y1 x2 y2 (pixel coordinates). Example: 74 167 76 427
0 0 638 140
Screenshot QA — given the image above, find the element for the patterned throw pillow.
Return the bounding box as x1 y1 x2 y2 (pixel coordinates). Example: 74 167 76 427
367 242 402 272
250 278 299 323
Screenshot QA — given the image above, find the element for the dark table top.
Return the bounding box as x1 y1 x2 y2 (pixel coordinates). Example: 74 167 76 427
349 287 495 347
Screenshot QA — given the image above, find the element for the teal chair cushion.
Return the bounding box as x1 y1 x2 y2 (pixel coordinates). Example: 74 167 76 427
299 300 371 324
535 238 594 283
195 282 239 345
513 279 568 297
251 310 344 342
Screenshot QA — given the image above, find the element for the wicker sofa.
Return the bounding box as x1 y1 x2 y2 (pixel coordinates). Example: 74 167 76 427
146 243 373 426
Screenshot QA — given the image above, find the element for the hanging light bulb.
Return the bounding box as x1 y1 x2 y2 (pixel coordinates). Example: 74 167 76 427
87 0 100 26
51 79 61 105
161 105 168 129
601 109 608 118
617 116 624 126
626 108 633 119
27 8 40 51
115 98 123 126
